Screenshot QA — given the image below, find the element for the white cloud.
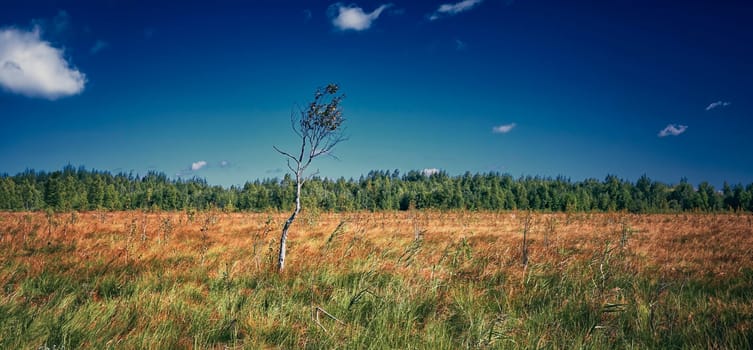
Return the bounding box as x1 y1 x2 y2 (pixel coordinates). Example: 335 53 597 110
89 40 108 54
422 168 440 176
191 160 208 171
429 0 483 20
0 27 86 99
492 123 516 134
705 101 730 111
330 3 391 31
658 124 688 137
219 160 230 168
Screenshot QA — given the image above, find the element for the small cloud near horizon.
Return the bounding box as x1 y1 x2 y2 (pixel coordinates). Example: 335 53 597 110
329 3 391 31
421 168 440 176
176 160 223 177
429 0 483 20
492 123 516 134
706 101 730 111
0 27 86 99
191 160 208 171
658 124 688 137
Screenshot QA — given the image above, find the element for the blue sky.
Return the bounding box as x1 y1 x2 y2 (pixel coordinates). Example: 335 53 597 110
1 0 752 187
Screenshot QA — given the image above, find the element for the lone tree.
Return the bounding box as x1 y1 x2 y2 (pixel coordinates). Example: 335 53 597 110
273 83 346 272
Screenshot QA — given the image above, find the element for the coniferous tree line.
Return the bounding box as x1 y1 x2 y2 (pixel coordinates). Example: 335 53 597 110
1 165 752 212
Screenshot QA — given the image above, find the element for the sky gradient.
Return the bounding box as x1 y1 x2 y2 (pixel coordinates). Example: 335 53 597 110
1 0 752 187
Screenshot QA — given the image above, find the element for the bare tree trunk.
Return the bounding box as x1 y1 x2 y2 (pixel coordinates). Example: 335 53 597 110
278 179 302 272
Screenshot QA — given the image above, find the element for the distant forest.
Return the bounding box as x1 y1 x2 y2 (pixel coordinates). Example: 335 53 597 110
1 166 752 213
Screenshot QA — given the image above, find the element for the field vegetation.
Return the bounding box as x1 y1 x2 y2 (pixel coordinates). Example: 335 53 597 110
1 210 752 348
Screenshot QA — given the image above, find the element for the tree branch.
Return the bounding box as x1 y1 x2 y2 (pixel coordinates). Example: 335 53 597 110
290 107 302 139
286 159 297 174
273 145 298 164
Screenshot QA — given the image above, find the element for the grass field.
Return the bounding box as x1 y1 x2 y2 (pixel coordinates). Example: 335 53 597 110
1 210 752 349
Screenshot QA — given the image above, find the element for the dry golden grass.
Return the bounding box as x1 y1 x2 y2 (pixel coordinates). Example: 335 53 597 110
2 210 751 287
1 210 752 348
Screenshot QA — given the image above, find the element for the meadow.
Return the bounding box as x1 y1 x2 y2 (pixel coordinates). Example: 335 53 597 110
0 210 751 349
